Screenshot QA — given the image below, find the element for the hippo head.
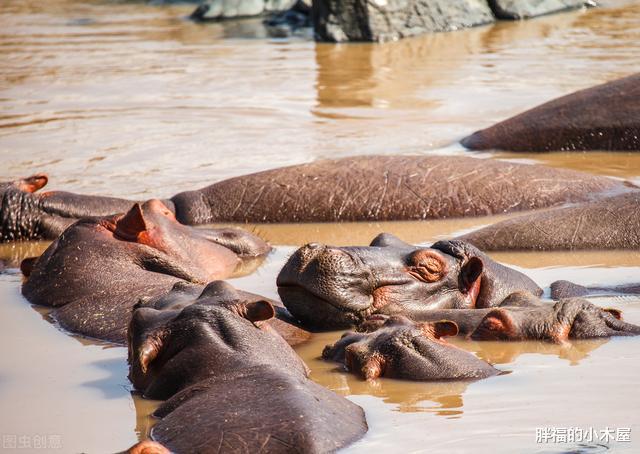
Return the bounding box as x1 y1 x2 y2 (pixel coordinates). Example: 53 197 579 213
101 200 261 284
0 174 49 241
0 173 48 193
471 298 640 343
323 315 498 381
277 234 541 330
128 297 308 400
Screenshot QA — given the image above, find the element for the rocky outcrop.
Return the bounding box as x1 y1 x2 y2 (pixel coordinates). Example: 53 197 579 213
191 0 304 21
312 0 593 42
489 0 592 20
313 0 495 42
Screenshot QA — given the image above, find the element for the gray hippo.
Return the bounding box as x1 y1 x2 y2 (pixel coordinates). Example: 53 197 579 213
462 73 640 152
276 234 542 330
127 299 368 453
358 292 640 343
458 191 640 250
1 155 629 241
551 280 640 299
22 199 270 343
323 315 499 381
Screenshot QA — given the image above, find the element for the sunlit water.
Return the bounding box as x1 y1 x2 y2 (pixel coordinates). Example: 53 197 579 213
1 0 640 452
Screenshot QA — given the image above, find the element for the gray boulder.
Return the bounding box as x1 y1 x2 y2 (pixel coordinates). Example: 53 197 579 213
489 0 592 19
192 0 301 21
313 0 495 42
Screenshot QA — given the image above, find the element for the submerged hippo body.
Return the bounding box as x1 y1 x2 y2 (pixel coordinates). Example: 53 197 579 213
551 280 640 299
169 155 627 223
459 191 640 250
277 235 542 330
128 300 367 453
22 200 270 343
324 315 499 381
1 155 630 240
462 73 640 151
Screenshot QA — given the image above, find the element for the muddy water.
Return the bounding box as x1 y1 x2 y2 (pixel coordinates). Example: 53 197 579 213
1 0 640 452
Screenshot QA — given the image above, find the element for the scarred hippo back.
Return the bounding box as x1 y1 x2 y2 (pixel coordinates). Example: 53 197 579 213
462 73 640 152
170 155 627 224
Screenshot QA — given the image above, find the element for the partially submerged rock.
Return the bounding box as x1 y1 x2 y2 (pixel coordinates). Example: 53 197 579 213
489 0 591 20
191 0 304 21
313 0 495 42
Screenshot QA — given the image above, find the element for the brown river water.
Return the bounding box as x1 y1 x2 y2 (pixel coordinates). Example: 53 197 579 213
1 0 640 452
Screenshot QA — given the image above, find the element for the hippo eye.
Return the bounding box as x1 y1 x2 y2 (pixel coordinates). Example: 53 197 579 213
407 250 446 283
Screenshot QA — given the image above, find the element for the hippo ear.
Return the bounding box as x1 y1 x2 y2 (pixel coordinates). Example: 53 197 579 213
460 257 483 293
17 174 48 193
116 204 148 240
239 300 275 323
603 308 623 320
20 256 38 277
472 309 515 340
369 233 411 248
138 332 165 374
345 344 385 380
431 320 459 339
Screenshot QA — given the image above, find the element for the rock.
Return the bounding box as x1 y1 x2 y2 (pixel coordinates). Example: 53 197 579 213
191 0 300 21
313 0 495 43
489 0 592 20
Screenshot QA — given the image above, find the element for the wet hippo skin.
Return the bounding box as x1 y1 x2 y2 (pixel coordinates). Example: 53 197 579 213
462 73 640 151
277 234 542 330
360 293 640 343
170 155 628 223
21 200 270 343
324 315 499 381
127 300 368 453
551 280 640 299
137 280 311 346
458 191 640 250
1 155 631 241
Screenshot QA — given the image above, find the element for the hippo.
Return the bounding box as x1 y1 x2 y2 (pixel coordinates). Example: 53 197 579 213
276 234 542 330
462 73 640 151
128 299 368 453
2 155 630 241
0 173 137 242
458 191 640 250
136 280 311 346
323 315 499 381
551 280 640 299
469 295 640 342
22 199 270 343
358 293 640 343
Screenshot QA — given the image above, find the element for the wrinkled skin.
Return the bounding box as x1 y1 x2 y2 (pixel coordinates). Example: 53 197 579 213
128 300 368 453
359 293 640 342
136 280 311 346
170 155 627 224
2 156 629 241
323 315 498 381
459 191 640 250
551 280 640 299
22 199 270 343
471 297 640 343
277 234 542 330
462 73 640 151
